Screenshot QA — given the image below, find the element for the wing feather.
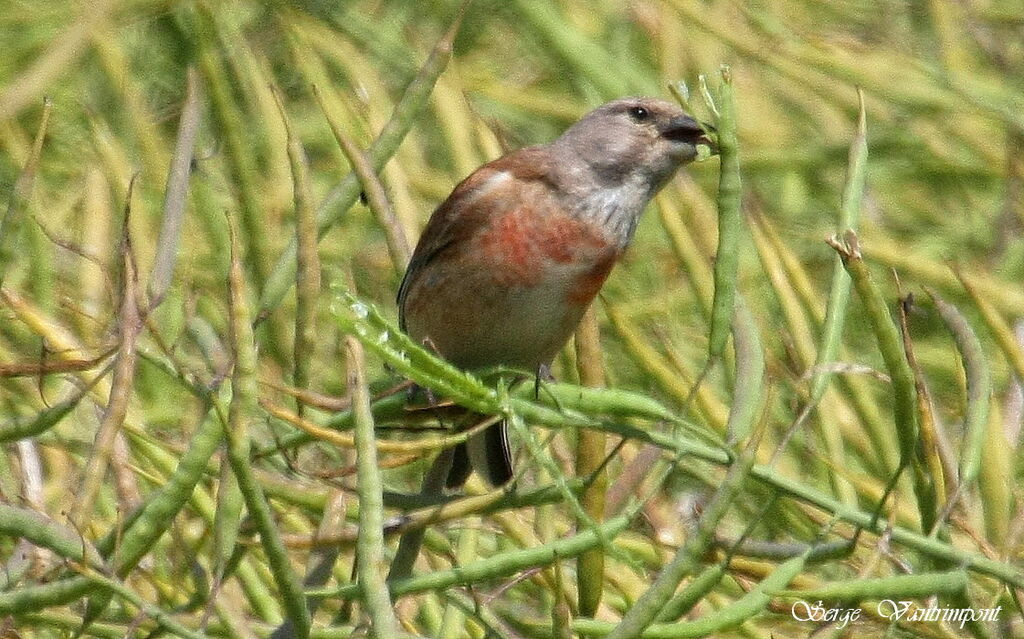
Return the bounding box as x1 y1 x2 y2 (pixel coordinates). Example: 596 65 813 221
397 147 555 329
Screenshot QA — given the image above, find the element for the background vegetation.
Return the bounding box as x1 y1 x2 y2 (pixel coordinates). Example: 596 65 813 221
0 0 1022 637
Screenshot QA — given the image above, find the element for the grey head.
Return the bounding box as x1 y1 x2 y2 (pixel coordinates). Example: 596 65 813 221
546 97 712 243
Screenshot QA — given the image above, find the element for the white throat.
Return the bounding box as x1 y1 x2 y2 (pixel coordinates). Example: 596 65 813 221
570 174 652 247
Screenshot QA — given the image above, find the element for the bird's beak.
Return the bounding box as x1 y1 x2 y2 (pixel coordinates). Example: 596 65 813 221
663 116 717 153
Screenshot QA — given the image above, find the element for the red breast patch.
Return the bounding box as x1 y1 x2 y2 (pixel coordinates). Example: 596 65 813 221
477 209 610 287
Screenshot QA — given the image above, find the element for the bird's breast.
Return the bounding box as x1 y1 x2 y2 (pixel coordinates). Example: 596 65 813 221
401 207 620 370
474 206 616 292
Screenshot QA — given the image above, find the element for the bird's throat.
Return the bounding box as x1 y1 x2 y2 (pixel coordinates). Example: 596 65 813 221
569 176 652 248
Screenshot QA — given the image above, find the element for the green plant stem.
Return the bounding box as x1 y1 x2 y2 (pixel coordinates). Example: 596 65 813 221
347 337 400 637
257 6 465 319
707 66 742 359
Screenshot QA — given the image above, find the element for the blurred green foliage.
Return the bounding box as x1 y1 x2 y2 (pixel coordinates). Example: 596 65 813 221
1 0 1022 637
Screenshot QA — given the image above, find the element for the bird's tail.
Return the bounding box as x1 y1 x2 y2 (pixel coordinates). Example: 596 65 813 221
447 419 512 488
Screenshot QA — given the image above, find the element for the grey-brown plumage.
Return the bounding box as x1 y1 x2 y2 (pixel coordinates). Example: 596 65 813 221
399 97 711 486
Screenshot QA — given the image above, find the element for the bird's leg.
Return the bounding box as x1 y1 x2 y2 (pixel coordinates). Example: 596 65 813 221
534 362 556 398
405 382 438 408
407 335 479 488
406 336 447 407
532 363 567 413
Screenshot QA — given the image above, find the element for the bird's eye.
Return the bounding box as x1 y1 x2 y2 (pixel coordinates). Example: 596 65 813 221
628 106 650 121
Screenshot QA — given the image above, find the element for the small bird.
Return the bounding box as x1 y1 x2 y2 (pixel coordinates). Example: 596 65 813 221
398 97 712 487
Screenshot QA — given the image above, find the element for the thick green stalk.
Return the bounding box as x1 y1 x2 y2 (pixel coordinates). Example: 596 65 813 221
347 337 400 637
707 66 742 359
226 213 310 637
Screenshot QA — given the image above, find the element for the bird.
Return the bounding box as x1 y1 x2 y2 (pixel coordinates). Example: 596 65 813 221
397 96 713 487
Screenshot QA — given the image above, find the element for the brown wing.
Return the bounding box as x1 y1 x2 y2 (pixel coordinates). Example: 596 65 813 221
396 147 556 330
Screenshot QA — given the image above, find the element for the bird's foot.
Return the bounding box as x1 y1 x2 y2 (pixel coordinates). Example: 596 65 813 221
533 363 555 399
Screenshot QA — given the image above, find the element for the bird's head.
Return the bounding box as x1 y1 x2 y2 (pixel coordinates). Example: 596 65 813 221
553 97 714 190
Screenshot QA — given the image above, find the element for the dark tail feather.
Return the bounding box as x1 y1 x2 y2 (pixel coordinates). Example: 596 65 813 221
445 442 473 488
467 420 513 486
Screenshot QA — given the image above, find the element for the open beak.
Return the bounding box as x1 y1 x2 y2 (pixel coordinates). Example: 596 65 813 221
663 116 717 153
